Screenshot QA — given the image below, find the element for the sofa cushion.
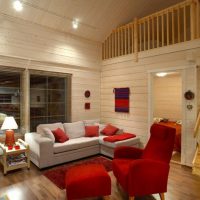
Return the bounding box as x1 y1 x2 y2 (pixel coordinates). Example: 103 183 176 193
52 128 69 143
85 126 99 137
41 127 55 143
99 135 140 148
53 137 99 153
37 122 64 134
63 121 85 139
101 124 119 136
83 119 100 126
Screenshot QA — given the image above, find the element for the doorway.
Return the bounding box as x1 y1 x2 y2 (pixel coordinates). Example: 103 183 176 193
149 69 183 164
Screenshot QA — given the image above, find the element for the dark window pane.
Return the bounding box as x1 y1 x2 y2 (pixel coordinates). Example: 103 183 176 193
30 74 68 132
0 71 21 133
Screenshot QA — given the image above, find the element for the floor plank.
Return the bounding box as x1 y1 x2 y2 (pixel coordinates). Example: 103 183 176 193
0 160 200 200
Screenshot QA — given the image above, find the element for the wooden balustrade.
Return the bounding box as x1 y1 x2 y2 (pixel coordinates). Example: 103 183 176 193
102 0 200 60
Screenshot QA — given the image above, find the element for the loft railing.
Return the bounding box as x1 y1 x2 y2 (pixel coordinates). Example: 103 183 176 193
102 0 200 61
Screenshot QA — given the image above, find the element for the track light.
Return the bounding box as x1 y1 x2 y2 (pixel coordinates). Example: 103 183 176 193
13 0 23 12
72 19 78 29
156 72 167 77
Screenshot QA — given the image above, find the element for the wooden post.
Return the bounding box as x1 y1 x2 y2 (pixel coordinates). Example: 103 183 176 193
121 28 123 55
134 18 138 62
144 21 146 50
152 16 155 49
125 27 127 55
196 0 200 38
111 32 114 58
167 11 169 45
118 29 120 56
172 9 175 44
139 23 142 51
105 39 108 59
148 17 150 49
132 23 134 53
23 68 30 132
184 5 187 41
102 43 104 60
115 31 117 57
190 1 196 39
162 14 164 46
128 25 130 54
157 15 159 47
178 7 181 42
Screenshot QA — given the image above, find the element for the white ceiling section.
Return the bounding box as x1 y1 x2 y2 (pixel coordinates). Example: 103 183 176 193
0 0 183 42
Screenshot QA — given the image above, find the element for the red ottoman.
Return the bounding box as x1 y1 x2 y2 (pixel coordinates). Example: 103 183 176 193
65 164 111 200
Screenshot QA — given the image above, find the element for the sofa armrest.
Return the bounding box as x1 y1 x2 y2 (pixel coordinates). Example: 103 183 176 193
25 132 54 168
114 146 143 159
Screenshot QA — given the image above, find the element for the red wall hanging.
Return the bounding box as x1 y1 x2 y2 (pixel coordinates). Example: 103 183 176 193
114 87 130 113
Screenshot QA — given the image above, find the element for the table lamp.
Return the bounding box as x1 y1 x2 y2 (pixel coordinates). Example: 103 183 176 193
1 116 18 146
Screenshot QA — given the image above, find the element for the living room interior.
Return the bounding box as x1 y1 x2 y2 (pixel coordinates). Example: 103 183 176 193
0 0 200 200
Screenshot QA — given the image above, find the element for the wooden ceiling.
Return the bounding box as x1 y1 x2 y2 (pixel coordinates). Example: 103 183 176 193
0 0 183 42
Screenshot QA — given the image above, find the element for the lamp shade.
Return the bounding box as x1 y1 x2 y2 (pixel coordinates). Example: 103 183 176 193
1 116 18 130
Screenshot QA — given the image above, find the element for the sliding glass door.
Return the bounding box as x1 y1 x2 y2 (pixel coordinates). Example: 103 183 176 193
30 73 71 132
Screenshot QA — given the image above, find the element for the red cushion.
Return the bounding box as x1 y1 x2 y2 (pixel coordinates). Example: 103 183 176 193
52 128 69 143
85 126 99 137
104 133 136 142
65 164 111 199
101 124 119 136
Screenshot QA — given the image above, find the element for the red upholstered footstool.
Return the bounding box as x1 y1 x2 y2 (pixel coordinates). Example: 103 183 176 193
65 164 111 200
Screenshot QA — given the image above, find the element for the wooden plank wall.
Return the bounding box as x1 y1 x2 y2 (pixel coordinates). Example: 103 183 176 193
153 74 182 121
0 15 101 124
101 42 200 165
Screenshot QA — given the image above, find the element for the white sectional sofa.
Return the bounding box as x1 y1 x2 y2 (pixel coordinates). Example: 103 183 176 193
25 120 140 169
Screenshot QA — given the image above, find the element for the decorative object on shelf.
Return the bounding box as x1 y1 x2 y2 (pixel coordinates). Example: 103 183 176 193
1 116 18 146
113 87 130 113
84 90 91 98
184 90 195 100
85 103 90 110
184 90 195 110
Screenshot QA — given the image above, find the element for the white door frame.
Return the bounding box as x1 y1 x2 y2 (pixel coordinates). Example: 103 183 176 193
148 64 197 165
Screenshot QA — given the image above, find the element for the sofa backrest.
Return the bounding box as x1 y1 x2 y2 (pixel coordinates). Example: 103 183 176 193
63 121 85 139
37 122 64 134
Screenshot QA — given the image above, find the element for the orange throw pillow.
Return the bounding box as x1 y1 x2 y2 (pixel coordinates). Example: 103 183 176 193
101 124 119 136
52 128 69 143
85 126 99 137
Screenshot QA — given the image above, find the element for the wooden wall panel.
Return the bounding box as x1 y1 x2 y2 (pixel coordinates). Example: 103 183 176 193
101 45 200 164
0 15 101 69
0 17 101 124
153 74 182 121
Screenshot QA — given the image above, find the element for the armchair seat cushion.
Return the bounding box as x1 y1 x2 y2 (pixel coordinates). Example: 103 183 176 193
53 137 99 153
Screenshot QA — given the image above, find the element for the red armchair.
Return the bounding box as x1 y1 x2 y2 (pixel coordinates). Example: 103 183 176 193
112 124 175 200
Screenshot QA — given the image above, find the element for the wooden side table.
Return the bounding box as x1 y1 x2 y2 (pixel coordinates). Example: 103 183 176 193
0 139 30 175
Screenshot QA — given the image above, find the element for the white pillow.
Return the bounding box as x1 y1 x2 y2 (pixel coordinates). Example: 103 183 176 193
37 122 64 134
83 119 100 126
41 127 55 143
63 121 85 139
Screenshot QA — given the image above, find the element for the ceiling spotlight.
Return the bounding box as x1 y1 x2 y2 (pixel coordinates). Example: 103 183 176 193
13 0 23 12
72 19 78 29
156 72 167 77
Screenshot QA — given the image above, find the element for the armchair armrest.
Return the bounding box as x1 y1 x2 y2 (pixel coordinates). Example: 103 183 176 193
114 146 143 159
128 159 170 196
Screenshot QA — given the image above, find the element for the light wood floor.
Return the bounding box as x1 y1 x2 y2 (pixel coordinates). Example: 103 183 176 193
0 160 200 200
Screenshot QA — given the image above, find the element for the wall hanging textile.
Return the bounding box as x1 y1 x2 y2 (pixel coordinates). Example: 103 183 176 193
114 87 130 113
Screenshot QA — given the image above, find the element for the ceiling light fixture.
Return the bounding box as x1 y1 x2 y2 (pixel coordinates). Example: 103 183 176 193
13 0 23 12
72 19 78 29
156 72 167 77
